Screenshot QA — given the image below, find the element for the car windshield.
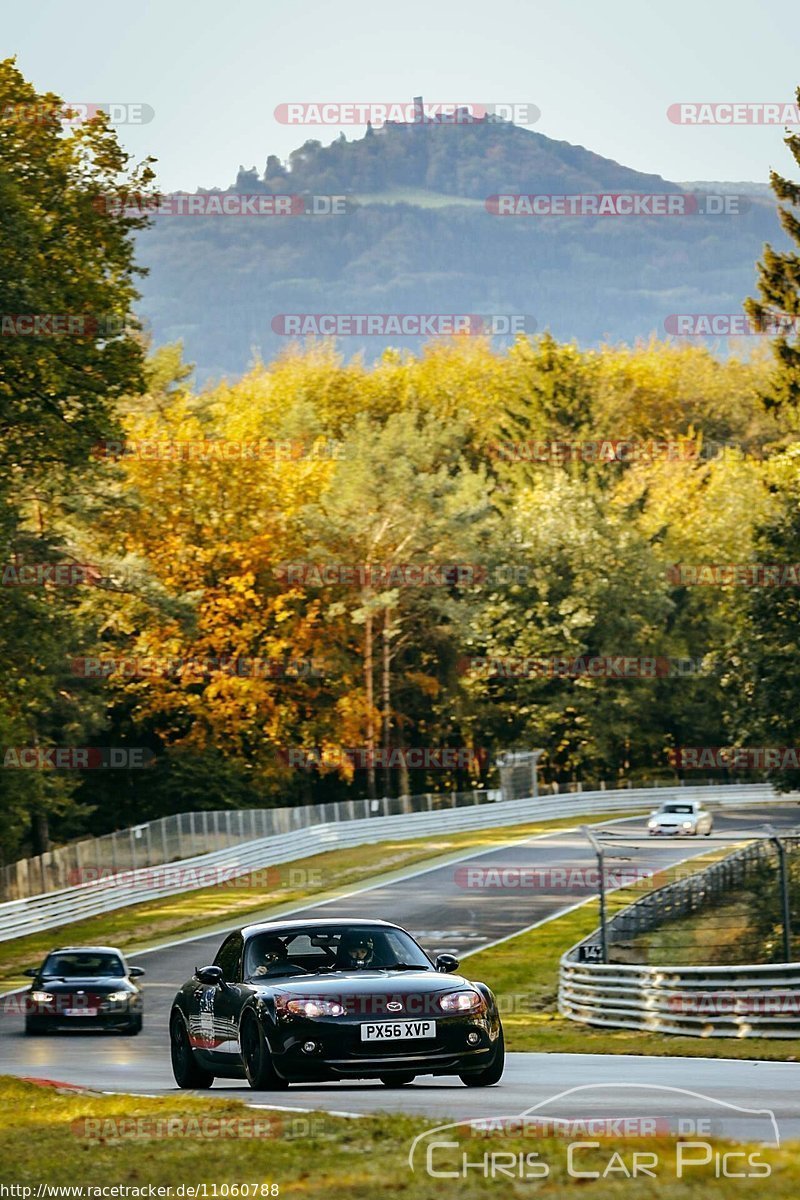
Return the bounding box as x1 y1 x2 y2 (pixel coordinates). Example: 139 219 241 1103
243 925 433 979
41 952 126 978
660 805 694 815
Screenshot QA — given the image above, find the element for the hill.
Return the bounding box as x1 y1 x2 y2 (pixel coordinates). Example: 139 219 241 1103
135 113 785 381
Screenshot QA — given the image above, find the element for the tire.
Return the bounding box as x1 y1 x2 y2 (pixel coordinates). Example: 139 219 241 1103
459 1026 505 1087
240 1012 288 1090
704 825 712 836
123 1015 143 1035
24 1020 44 1036
170 1011 214 1089
379 1072 416 1086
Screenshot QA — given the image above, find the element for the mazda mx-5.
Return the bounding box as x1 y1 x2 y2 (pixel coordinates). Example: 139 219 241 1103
169 918 505 1089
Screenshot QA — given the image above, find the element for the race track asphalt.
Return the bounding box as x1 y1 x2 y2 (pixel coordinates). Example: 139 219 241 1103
2 803 799 1140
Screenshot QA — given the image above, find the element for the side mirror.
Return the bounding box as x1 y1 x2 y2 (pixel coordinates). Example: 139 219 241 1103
196 965 224 986
435 953 460 974
128 965 146 977
23 967 38 978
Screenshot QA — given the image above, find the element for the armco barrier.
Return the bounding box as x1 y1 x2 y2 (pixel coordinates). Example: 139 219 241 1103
559 825 800 1038
4 792 500 901
0 783 780 943
0 776 758 902
559 959 800 1039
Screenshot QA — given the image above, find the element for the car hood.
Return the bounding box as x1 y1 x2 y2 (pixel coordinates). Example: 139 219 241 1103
33 975 135 993
255 970 470 998
653 813 696 825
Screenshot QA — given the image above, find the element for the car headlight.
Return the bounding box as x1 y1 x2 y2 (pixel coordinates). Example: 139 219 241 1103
286 998 346 1018
647 819 657 828
438 989 483 1013
105 991 130 1003
682 821 694 829
31 991 53 1004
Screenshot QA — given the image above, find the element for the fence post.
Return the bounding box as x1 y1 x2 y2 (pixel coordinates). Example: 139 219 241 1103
582 826 608 964
765 826 792 962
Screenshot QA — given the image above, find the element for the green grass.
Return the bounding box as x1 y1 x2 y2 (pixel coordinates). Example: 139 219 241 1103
1 1076 797 1196
631 895 756 966
462 850 799 1061
0 809 640 990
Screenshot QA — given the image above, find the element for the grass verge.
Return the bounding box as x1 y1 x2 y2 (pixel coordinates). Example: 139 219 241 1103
0 1075 797 1196
0 809 640 990
632 895 755 965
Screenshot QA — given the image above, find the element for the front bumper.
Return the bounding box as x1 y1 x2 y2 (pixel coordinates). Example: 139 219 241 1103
26 998 141 1031
268 1012 499 1080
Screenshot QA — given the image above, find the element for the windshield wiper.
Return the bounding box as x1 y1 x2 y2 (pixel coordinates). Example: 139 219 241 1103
383 963 428 971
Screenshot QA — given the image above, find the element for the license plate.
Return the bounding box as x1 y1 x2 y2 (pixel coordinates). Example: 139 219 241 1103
64 1007 97 1017
360 1020 436 1041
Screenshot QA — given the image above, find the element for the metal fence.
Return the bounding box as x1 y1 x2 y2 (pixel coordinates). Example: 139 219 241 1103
600 837 799 947
0 782 779 943
0 774 738 903
559 832 800 1038
1 790 497 902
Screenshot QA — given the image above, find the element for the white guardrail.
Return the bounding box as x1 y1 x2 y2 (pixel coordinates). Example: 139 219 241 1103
0 783 780 944
558 958 800 1039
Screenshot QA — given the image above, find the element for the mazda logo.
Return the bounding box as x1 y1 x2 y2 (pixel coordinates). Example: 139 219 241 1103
387 1002 403 1012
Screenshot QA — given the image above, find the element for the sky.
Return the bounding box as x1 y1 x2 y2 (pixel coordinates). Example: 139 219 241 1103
5 0 800 192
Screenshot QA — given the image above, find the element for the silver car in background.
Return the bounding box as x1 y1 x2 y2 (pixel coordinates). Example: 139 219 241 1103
647 800 713 836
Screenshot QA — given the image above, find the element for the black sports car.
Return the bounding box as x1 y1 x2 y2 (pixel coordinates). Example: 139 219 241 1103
23 945 145 1034
169 918 505 1089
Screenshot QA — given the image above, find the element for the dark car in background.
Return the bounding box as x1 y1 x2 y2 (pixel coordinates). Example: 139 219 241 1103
169 918 505 1089
23 945 145 1034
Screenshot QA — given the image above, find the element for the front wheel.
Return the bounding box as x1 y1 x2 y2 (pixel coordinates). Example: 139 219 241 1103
240 1013 288 1090
379 1073 415 1086
123 1015 143 1035
459 1026 505 1087
170 1011 214 1088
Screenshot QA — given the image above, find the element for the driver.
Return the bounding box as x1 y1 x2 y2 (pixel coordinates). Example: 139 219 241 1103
338 933 377 968
252 935 296 977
